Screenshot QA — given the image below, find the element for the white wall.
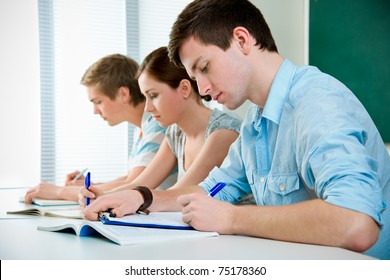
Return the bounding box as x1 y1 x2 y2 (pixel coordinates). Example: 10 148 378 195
138 1 191 61
256 0 308 65
0 0 40 187
230 0 308 119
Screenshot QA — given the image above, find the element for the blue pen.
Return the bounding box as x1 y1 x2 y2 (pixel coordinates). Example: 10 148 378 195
85 172 91 206
208 182 227 197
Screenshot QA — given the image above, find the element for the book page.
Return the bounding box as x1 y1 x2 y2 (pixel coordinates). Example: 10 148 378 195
83 222 218 245
38 216 218 246
7 208 82 219
43 209 83 219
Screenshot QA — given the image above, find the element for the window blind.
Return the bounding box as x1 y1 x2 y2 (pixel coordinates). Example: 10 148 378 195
39 0 131 184
38 0 201 185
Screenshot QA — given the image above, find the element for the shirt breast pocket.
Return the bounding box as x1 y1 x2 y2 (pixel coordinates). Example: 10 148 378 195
263 173 310 205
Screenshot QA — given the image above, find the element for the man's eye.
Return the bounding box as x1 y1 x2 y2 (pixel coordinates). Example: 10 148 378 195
150 94 157 99
201 63 209 73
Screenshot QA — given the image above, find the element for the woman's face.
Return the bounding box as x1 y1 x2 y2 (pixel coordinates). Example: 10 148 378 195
138 72 186 127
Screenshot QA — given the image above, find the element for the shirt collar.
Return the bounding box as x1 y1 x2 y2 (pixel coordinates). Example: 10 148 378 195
262 58 296 125
142 111 152 123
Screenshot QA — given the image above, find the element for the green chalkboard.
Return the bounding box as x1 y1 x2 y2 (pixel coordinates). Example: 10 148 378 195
309 0 390 142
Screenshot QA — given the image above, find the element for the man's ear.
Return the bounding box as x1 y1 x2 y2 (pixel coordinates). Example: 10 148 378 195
117 86 130 103
232 26 252 55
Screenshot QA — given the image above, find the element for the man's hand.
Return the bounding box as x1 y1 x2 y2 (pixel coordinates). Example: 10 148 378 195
178 192 235 234
65 170 87 186
24 182 62 203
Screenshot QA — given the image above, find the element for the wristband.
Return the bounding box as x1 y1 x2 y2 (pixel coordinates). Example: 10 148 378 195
133 186 153 215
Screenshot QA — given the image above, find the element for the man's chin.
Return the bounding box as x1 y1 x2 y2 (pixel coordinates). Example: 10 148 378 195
106 121 116 126
107 120 124 127
223 102 239 111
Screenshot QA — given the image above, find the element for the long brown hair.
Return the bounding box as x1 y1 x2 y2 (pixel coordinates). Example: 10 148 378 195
136 46 210 101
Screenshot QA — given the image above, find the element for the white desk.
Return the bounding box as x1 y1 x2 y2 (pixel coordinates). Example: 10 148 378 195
0 188 374 260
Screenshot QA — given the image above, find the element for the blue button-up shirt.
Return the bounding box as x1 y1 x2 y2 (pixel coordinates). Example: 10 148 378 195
200 59 390 259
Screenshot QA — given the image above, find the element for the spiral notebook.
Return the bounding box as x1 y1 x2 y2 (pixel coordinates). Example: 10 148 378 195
99 212 193 230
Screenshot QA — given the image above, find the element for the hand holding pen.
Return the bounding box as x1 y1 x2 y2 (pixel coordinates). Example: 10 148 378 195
79 173 105 208
65 168 88 186
178 182 231 233
74 168 88 182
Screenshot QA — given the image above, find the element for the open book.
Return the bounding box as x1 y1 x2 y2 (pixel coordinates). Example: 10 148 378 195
37 213 218 245
7 208 83 219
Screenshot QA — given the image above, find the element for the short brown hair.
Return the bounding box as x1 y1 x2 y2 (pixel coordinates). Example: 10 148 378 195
80 54 145 106
168 0 278 66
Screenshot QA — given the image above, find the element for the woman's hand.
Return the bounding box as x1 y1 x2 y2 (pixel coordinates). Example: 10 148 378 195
78 185 104 208
82 189 144 221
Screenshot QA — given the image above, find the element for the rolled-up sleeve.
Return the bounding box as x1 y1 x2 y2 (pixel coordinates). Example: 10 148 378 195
295 85 386 225
308 129 385 225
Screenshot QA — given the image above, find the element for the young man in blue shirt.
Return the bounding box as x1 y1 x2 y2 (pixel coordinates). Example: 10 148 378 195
83 0 390 259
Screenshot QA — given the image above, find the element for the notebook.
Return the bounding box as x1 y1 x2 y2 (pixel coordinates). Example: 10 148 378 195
31 199 79 207
18 196 79 206
7 208 82 219
99 212 193 230
37 214 218 245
